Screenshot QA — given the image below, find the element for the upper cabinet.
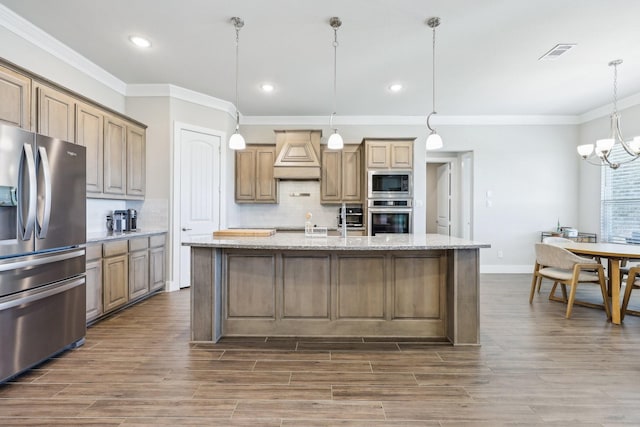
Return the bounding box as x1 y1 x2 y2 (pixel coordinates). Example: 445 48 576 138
0 64 31 130
126 124 146 197
36 83 76 142
235 145 277 203
0 59 147 200
321 144 362 203
76 102 104 194
364 138 414 169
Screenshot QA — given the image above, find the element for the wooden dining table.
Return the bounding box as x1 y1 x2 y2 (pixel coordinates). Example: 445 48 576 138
560 242 640 324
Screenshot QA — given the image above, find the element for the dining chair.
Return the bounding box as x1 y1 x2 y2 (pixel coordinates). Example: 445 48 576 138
621 265 640 321
530 243 611 319
537 236 574 294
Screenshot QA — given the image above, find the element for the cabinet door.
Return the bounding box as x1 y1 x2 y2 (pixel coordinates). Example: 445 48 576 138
103 254 128 312
366 141 389 169
0 64 31 130
342 145 362 201
149 246 165 292
390 141 413 169
76 102 104 193
36 85 76 142
235 149 256 201
104 115 127 195
129 250 149 300
85 258 103 322
321 149 341 202
255 146 277 202
126 124 146 197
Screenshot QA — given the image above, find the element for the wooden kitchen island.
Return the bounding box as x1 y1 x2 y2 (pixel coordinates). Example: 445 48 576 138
184 234 490 346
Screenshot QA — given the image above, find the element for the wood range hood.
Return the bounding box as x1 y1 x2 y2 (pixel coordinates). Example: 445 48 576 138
273 130 322 180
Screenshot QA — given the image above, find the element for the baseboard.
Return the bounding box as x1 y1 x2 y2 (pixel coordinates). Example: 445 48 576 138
481 265 533 274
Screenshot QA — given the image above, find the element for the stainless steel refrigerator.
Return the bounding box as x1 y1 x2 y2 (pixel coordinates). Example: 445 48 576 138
0 123 87 383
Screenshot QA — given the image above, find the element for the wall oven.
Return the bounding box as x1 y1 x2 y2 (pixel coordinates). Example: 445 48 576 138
367 170 412 199
367 199 412 236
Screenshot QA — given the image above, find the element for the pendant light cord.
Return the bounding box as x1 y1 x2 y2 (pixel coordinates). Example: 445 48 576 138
235 23 241 129
431 24 436 114
612 62 618 115
331 23 339 128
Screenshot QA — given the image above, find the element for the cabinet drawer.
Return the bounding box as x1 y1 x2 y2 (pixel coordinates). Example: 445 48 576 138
149 234 166 248
103 240 128 257
86 244 102 261
129 237 149 252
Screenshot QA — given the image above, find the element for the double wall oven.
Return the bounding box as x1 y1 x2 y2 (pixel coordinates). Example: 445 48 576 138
367 170 413 236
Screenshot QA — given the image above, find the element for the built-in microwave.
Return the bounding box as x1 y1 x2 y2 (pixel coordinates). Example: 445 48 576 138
367 170 412 199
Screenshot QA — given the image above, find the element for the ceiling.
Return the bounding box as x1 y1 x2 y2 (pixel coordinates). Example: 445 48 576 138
2 0 640 117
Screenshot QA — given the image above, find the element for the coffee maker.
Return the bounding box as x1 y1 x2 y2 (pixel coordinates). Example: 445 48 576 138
127 209 137 231
113 210 128 232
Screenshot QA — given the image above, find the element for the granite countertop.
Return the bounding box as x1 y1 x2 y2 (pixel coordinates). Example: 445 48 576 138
87 229 168 243
183 233 490 251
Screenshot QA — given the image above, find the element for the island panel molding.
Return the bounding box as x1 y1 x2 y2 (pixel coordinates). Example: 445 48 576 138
186 234 489 345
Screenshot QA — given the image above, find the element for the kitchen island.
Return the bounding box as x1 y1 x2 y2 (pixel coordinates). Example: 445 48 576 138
184 234 490 345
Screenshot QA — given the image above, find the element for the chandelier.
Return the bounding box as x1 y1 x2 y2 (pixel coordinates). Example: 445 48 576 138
228 17 246 150
425 17 443 151
577 59 640 169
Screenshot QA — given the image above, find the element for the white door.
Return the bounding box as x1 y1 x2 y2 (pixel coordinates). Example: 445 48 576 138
179 129 221 288
436 163 451 236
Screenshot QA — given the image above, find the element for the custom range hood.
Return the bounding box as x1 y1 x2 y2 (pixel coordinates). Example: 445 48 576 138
273 130 322 180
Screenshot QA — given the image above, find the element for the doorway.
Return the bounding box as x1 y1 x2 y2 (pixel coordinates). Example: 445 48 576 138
172 123 225 290
426 152 473 239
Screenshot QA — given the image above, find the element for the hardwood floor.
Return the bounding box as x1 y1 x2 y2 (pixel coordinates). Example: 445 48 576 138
2 273 640 426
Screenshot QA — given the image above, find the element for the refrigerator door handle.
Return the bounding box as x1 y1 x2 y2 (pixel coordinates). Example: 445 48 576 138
18 143 36 240
0 249 85 272
36 146 52 239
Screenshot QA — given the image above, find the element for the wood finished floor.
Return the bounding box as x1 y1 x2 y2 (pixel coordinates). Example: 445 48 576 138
2 274 640 426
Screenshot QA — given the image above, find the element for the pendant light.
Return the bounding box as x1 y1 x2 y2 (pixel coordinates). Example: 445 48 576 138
228 17 246 150
425 17 443 151
327 17 344 150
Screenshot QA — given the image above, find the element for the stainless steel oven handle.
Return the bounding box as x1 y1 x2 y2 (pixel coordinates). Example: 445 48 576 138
0 249 85 272
36 146 52 239
18 143 37 240
0 277 84 311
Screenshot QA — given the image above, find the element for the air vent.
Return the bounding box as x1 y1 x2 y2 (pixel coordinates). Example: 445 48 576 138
538 44 576 61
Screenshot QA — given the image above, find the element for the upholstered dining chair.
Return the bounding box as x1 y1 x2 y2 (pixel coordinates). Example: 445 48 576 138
530 243 611 319
536 236 574 294
621 266 640 321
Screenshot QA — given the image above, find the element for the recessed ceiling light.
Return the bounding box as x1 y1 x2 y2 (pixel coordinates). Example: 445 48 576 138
261 83 275 93
129 35 151 48
389 83 403 92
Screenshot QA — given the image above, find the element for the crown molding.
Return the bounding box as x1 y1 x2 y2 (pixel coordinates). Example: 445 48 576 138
127 84 236 117
0 4 127 94
243 115 581 126
579 92 640 124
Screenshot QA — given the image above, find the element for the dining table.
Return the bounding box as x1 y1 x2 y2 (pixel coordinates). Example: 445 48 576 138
561 242 640 324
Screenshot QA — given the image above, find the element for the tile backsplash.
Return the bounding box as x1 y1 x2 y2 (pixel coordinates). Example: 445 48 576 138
228 181 343 229
86 198 167 233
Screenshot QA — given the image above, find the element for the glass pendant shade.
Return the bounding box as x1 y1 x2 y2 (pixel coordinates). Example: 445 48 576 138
229 131 246 150
596 138 615 153
577 144 594 158
630 137 640 154
426 132 443 151
327 131 344 150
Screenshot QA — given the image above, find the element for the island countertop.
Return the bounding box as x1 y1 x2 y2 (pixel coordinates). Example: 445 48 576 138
182 233 490 251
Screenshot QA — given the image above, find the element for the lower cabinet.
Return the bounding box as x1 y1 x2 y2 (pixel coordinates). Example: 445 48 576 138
128 237 150 300
103 252 129 313
87 233 166 323
85 244 103 322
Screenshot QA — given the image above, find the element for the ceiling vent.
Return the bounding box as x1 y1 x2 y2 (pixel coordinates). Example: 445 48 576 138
538 44 576 61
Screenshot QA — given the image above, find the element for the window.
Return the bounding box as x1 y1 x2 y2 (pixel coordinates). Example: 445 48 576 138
601 144 640 243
